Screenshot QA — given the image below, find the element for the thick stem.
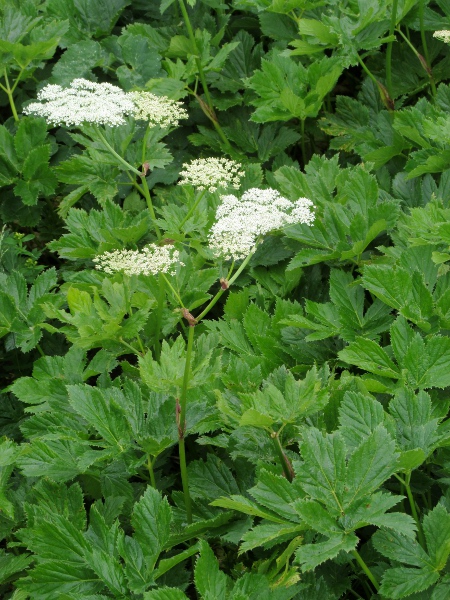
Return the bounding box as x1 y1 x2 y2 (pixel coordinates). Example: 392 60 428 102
386 0 399 97
177 324 195 524
351 549 379 591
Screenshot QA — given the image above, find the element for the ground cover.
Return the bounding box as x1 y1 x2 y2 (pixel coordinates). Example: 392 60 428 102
2 0 450 598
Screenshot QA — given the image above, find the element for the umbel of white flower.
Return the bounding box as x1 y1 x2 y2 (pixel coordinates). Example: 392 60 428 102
208 187 315 260
178 157 245 192
93 244 181 276
433 30 450 43
23 78 188 128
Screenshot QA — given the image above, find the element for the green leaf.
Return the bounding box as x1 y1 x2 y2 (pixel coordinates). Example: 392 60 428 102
338 391 385 450
423 504 450 571
0 550 32 585
210 495 286 523
194 541 229 600
67 385 132 451
188 455 240 501
338 337 400 379
293 499 342 536
389 388 439 457
379 566 439 599
240 522 304 553
344 425 398 507
295 534 358 571
296 428 346 513
144 589 189 600
131 486 172 571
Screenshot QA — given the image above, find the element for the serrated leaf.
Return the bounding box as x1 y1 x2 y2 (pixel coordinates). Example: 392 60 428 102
339 337 400 379
131 486 172 571
295 534 358 571
194 541 228 599
379 567 439 599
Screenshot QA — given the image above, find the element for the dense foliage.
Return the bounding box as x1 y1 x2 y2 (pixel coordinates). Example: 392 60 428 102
3 0 450 598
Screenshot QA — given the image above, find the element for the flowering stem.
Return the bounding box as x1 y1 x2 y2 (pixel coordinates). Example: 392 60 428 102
351 549 379 591
154 274 165 360
177 324 195 524
94 126 141 176
196 249 255 322
160 273 185 307
94 126 162 239
386 0 398 97
178 189 206 231
123 275 146 354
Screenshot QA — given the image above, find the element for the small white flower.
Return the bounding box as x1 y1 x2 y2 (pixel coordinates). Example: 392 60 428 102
433 30 450 43
93 244 181 276
208 187 315 260
129 91 188 128
23 79 136 127
178 157 245 192
23 79 188 129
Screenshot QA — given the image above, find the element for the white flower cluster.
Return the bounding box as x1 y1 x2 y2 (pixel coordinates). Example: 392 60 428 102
129 91 188 128
208 188 315 260
178 158 245 192
433 30 450 43
23 79 187 128
93 244 181 276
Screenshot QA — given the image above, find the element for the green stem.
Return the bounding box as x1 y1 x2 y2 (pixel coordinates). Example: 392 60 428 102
160 273 185 307
3 69 19 122
123 275 146 355
178 324 195 524
94 127 161 239
177 0 231 149
270 431 294 482
351 549 379 591
147 454 156 487
395 473 426 547
154 274 165 361
119 337 142 356
386 0 399 97
396 27 436 97
36 343 45 358
178 189 206 230
300 119 307 167
94 127 141 176
419 0 430 68
195 249 255 322
140 176 162 240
